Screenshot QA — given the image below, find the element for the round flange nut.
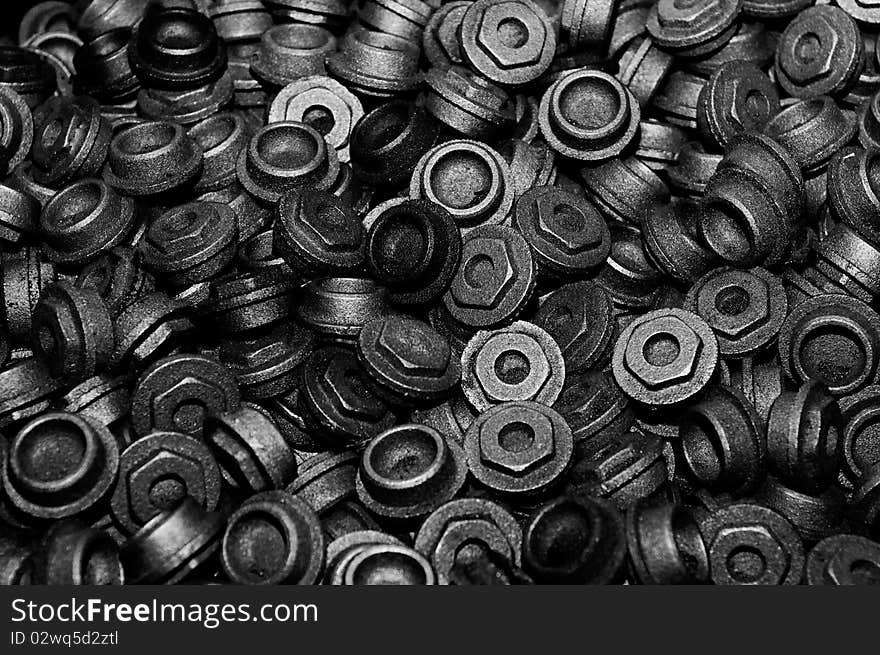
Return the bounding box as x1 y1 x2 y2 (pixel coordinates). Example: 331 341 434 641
205 402 297 493
356 423 468 522
679 385 766 497
755 476 845 543
365 199 462 306
646 0 742 58
696 61 780 150
424 66 515 140
0 87 33 176
0 184 39 245
778 293 880 396
120 496 223 584
55 373 131 429
31 281 113 383
840 385 880 482
30 95 111 188
110 291 195 372
39 178 138 266
827 148 880 248
103 120 204 197
553 370 634 449
250 24 335 88
775 6 863 100
636 119 687 171
461 321 565 411
458 0 555 87
702 502 805 585
806 534 880 585
0 356 61 428
127 5 227 91
77 0 143 41
592 221 663 312
187 111 249 193
443 224 536 329
297 277 392 342
767 380 842 494
2 247 58 344
31 519 123 585
615 37 675 111
359 0 432 40
567 429 669 508
684 266 787 358
286 450 359 515
464 400 574 499
0 46 56 109
328 542 437 585
533 281 614 374
423 1 469 68
521 495 625 584
218 322 315 400
626 499 710 584
326 30 422 99
414 497 523 584
202 268 298 334
699 132 804 267
410 139 514 230
538 70 640 162
350 101 441 188
582 155 670 225
2 411 119 520
269 76 363 164
273 188 365 278
139 201 237 289
764 96 857 176
560 0 616 49
612 308 719 407
208 0 274 43
513 185 610 278
110 430 221 536
221 490 324 585
357 315 461 405
237 121 339 205
73 28 140 103
19 1 77 43
642 199 718 285
298 346 396 448
130 353 241 439
653 70 705 129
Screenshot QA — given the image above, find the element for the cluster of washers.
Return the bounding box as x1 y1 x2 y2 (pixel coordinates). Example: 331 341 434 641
1 0 880 585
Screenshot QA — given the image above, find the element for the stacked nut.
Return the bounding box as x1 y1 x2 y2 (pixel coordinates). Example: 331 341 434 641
1 0 880 586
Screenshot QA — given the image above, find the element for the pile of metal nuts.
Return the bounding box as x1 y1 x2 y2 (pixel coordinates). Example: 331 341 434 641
1 0 880 586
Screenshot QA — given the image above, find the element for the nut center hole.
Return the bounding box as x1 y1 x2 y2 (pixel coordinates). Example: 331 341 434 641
850 559 880 584
642 333 681 367
553 203 585 233
148 474 186 511
494 350 531 385
497 18 529 49
794 32 822 64
714 285 750 316
727 545 767 583
303 105 336 136
498 421 535 453
463 253 494 288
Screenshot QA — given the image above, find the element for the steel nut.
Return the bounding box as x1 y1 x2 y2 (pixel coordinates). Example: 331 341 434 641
712 524 790 584
625 315 701 389
479 407 554 475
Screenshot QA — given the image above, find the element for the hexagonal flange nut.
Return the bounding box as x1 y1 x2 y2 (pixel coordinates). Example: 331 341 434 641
110 291 195 372
459 0 556 86
461 321 565 411
414 497 523 583
130 353 241 438
357 315 461 404
268 76 363 163
612 307 719 406
110 430 221 535
296 277 392 342
684 266 786 357
774 6 863 99
513 184 611 274
646 0 743 56
443 224 536 329
703 502 805 584
464 400 573 497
